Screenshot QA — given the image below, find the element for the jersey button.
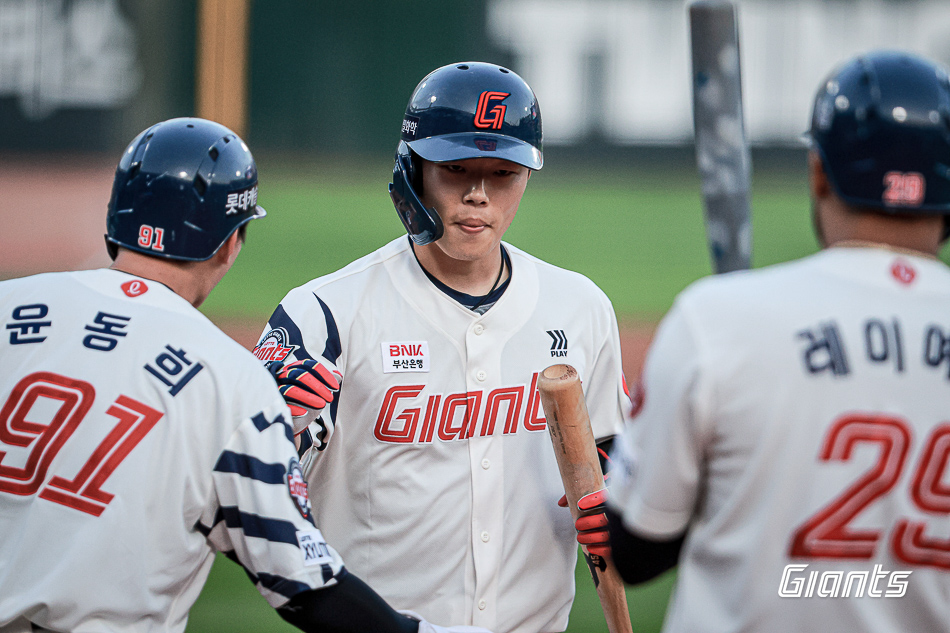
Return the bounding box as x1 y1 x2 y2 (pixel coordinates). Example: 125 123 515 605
476 370 487 381
478 600 487 610
480 531 490 543
481 458 490 469
473 324 485 335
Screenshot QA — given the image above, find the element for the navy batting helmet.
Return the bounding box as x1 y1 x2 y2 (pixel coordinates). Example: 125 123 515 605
807 50 950 213
106 117 266 261
389 62 543 245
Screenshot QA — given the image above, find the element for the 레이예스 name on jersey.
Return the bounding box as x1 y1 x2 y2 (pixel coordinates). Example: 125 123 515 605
381 341 430 373
798 317 950 378
296 529 334 568
253 328 299 363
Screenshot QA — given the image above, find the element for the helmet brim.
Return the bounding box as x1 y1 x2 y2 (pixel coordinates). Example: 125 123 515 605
407 133 542 170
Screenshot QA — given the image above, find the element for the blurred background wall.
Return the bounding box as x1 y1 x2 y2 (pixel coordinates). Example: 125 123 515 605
3 0 950 155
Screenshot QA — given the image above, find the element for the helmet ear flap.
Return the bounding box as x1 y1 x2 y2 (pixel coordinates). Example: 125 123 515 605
105 237 119 261
389 146 444 245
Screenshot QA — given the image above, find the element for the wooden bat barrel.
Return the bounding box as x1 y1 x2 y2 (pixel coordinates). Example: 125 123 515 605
538 364 633 633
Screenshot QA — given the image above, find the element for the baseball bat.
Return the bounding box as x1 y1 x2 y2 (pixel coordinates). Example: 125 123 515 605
689 0 753 273
538 364 633 633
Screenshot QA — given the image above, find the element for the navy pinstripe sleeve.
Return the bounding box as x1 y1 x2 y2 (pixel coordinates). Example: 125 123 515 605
199 399 346 607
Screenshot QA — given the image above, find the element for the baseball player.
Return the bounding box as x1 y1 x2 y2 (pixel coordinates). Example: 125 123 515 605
256 62 630 633
0 118 490 633
607 51 950 632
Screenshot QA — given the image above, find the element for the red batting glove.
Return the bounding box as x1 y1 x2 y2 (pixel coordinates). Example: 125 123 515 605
559 488 611 558
267 359 341 417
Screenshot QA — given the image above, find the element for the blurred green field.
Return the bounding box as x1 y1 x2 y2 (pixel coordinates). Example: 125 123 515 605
189 157 819 633
187 551 677 633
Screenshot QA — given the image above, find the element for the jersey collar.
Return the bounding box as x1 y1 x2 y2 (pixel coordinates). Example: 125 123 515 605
409 238 512 314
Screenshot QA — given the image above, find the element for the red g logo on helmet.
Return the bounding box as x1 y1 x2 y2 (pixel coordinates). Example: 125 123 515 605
474 91 509 130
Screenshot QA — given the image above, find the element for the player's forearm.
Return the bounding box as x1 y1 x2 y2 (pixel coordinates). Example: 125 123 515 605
606 507 684 585
276 570 418 633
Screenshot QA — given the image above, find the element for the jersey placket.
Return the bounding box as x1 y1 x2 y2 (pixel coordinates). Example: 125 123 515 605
465 315 503 629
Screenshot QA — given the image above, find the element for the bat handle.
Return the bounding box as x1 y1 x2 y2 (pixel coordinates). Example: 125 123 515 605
582 548 634 633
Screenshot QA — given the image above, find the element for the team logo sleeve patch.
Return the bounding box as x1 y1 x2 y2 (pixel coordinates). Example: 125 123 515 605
286 459 312 520
381 341 430 373
253 328 299 363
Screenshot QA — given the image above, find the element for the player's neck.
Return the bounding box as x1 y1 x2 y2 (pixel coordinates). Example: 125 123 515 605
814 197 943 258
109 251 214 308
831 240 941 260
412 243 509 296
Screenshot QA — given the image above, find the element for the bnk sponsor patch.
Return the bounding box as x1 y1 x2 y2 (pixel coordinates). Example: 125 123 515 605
381 341 430 373
253 328 298 363
297 529 334 567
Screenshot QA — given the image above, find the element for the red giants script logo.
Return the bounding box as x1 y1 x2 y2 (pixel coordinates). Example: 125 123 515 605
473 91 509 130
121 280 148 297
883 171 925 207
374 372 549 443
253 328 299 362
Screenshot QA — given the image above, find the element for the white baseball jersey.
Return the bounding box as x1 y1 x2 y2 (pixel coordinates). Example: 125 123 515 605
609 246 950 633
256 236 628 633
0 269 344 633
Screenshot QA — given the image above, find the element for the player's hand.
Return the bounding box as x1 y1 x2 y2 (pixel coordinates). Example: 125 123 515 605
558 488 611 558
266 358 341 430
398 610 494 633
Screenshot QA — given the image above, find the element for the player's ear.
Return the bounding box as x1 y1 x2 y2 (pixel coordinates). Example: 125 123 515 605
216 229 243 268
808 150 832 200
